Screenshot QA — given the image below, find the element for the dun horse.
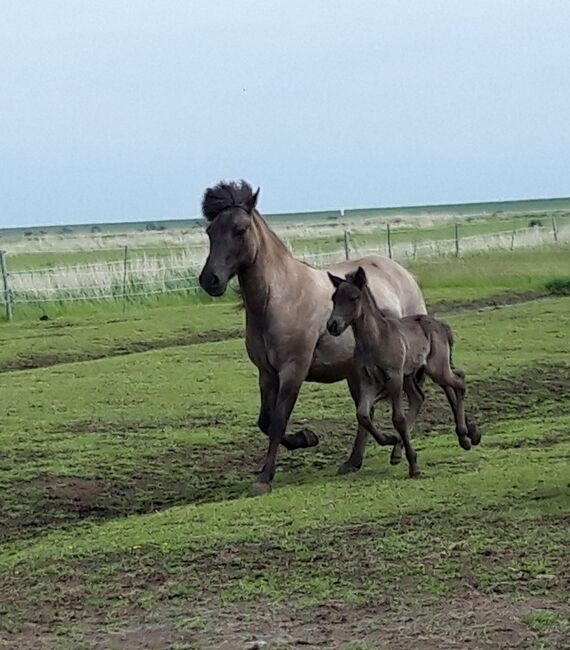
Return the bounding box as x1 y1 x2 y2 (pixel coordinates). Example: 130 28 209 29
199 180 427 494
327 267 481 477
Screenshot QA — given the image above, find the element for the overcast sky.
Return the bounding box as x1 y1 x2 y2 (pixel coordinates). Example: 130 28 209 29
1 1 569 227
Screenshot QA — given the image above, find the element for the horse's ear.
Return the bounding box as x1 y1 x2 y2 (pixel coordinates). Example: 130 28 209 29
245 187 260 213
353 266 367 289
328 272 343 288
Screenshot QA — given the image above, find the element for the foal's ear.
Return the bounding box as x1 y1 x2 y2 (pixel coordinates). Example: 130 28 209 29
328 272 344 289
353 266 367 289
245 187 260 213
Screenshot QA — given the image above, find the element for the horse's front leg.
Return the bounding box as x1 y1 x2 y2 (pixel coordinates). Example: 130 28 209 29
251 363 306 496
257 369 319 452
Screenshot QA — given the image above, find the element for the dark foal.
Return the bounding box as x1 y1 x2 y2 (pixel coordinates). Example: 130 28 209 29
327 267 481 477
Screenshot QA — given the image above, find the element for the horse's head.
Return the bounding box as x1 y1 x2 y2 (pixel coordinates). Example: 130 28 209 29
199 181 260 296
326 266 367 336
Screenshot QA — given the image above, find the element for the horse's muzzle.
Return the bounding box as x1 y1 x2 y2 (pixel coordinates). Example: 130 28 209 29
327 319 342 337
199 270 226 297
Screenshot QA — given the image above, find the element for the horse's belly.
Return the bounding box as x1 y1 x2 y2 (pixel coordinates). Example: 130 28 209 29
306 330 354 383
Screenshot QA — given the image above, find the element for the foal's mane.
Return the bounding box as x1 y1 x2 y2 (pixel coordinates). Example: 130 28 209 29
345 270 390 318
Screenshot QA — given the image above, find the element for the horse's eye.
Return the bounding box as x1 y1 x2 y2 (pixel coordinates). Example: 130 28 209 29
234 226 247 237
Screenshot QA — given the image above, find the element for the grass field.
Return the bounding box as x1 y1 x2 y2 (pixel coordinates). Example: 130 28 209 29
0 245 569 649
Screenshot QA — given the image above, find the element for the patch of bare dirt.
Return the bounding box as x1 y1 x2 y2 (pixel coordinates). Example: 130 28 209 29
4 594 569 650
191 595 570 650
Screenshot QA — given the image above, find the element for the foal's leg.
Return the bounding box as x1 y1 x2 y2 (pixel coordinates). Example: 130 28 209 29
338 374 368 474
403 374 425 432
257 370 319 453
391 368 426 465
428 361 471 450
251 363 306 496
339 375 395 474
387 373 420 478
446 369 482 445
356 382 400 448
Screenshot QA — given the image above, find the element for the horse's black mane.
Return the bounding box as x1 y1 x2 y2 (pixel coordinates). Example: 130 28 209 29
202 180 255 222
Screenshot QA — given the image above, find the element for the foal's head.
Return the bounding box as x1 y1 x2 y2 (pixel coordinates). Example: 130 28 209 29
326 266 367 336
199 181 260 296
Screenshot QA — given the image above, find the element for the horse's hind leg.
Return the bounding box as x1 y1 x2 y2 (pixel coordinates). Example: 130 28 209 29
435 368 471 451
446 369 482 445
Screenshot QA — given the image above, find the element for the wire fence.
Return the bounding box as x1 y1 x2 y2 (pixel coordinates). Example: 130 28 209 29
1 215 568 319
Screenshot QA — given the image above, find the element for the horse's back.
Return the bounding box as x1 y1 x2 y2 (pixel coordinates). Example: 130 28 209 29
328 254 426 317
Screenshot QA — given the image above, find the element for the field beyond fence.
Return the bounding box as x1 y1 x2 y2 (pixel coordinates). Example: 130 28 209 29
1 206 569 320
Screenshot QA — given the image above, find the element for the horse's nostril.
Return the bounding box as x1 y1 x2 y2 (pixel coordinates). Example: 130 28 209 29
210 273 220 287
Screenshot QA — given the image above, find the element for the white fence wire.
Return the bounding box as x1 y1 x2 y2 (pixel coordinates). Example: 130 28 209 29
1 218 568 312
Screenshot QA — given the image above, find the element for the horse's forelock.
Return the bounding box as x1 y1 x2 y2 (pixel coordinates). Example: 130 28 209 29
202 180 254 222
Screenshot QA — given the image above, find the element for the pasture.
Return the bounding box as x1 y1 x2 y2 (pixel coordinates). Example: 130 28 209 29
1 247 569 649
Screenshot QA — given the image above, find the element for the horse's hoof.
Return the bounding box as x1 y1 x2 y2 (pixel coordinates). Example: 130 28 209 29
467 422 482 445
390 452 403 465
249 482 272 497
409 468 421 478
337 462 361 475
299 428 320 448
459 435 472 451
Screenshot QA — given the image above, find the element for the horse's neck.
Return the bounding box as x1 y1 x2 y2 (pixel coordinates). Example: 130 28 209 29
352 288 390 346
237 216 300 319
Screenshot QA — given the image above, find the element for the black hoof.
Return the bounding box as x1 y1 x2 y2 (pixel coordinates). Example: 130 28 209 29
299 428 320 448
390 450 403 465
459 435 472 451
467 422 482 445
338 462 362 475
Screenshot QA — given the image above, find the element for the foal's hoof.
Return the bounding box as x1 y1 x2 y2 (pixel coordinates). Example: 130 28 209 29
408 468 421 479
337 462 361 475
249 482 272 497
459 435 472 451
390 450 403 465
467 422 482 446
299 428 320 448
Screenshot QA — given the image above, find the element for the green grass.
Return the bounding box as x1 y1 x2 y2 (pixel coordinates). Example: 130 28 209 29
0 258 569 648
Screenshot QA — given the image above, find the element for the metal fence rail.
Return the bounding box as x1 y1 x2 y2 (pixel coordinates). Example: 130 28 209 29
1 216 568 319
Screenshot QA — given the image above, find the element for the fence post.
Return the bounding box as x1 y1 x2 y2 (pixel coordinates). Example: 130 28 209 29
343 230 350 260
412 239 417 260
386 224 392 259
122 245 129 312
454 223 460 257
552 215 559 243
510 228 516 251
0 250 13 321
